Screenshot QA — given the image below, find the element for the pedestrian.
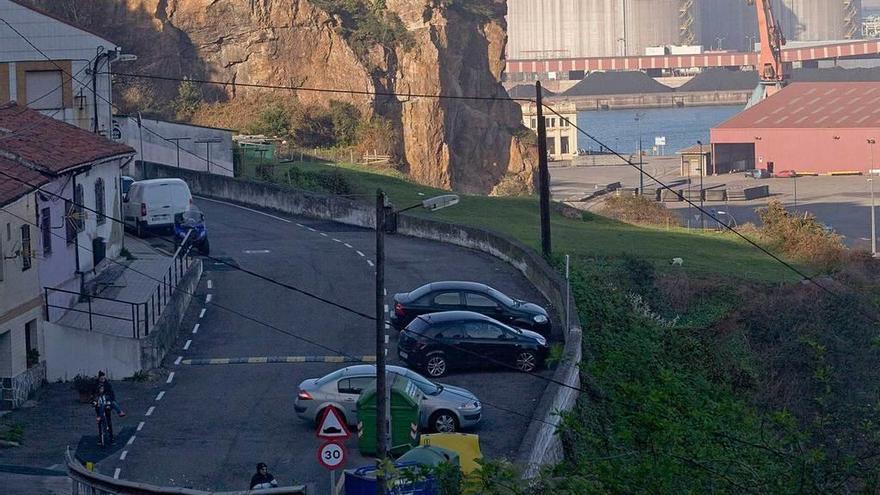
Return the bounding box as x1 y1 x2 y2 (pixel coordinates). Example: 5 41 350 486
96 371 126 417
249 463 279 490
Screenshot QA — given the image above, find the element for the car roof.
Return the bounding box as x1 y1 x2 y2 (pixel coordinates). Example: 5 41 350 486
420 310 494 323
131 178 187 186
328 364 409 377
426 281 492 292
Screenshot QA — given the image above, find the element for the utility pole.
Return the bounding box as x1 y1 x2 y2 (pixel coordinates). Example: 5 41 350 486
698 140 704 229
167 137 191 169
535 82 552 258
195 137 223 174
871 178 877 257
374 189 388 494
636 113 645 194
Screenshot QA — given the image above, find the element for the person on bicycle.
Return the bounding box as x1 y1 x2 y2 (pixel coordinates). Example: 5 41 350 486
249 463 279 490
93 384 114 446
96 371 126 417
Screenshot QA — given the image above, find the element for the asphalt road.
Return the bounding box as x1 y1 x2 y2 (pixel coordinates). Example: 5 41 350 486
97 198 551 493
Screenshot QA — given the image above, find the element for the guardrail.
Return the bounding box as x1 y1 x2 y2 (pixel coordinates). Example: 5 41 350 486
45 247 193 339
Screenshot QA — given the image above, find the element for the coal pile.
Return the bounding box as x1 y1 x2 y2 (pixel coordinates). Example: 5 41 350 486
506 84 556 98
563 71 673 96
678 69 759 92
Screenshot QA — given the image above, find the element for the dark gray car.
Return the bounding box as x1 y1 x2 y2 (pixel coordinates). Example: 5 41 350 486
294 365 482 433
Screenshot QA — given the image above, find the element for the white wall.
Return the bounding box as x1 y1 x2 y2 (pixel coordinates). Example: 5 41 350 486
114 117 234 178
74 158 125 273
43 321 140 380
0 0 117 134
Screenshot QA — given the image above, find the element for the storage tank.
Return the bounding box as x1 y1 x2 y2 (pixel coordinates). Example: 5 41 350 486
506 0 625 59
700 0 756 51
624 0 682 57
771 0 862 41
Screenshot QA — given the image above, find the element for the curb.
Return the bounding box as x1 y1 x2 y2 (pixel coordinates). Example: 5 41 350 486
181 356 377 365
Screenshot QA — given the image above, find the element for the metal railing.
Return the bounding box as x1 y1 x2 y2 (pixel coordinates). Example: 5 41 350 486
44 246 193 339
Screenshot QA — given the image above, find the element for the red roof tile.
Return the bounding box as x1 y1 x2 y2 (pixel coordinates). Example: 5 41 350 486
0 103 134 174
0 157 49 206
716 82 880 130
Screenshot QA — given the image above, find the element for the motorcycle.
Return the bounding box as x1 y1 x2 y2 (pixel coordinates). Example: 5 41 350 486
174 207 210 255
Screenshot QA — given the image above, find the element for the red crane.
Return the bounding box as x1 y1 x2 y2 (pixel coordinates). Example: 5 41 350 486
748 0 790 101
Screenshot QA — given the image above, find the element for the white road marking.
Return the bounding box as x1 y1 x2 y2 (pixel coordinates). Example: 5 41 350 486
127 436 136 446
320 233 328 237
367 260 374 267
384 335 389 344
137 421 145 431
243 249 271 254
155 391 165 401
166 372 175 384
192 324 200 334
205 294 212 303
384 304 388 313
174 356 182 366
113 468 121 479
196 196 293 223
183 340 192 350
145 407 155 417
207 280 213 289
120 451 128 461
384 288 387 296
356 250 365 257
296 223 304 228
307 227 316 232
199 308 206 318
333 238 342 243
344 243 353 248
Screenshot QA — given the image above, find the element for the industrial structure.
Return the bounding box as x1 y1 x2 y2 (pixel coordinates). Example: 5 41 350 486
710 82 880 174
507 0 864 71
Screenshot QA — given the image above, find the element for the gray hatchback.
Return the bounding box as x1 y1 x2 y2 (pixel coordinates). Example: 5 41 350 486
294 365 482 433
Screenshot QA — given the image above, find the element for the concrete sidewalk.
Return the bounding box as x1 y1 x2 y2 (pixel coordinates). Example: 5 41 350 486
56 236 184 339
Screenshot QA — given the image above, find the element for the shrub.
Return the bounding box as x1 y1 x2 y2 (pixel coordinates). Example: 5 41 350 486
71 374 97 395
311 0 412 62
756 200 845 270
244 104 291 137
599 195 679 226
328 100 362 146
355 117 396 156
173 78 202 121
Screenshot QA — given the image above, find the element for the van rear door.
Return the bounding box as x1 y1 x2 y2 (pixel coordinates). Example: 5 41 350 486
168 182 193 217
143 183 174 226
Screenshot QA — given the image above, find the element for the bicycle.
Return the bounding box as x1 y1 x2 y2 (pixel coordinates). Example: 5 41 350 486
93 396 114 447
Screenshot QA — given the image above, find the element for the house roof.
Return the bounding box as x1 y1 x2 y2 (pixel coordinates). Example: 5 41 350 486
0 102 134 175
715 82 880 130
0 156 48 206
6 0 118 47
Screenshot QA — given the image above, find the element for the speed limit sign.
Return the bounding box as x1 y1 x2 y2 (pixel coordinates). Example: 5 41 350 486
317 441 346 470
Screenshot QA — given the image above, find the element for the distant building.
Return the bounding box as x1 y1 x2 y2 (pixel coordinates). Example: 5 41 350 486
521 102 579 161
711 82 880 174
0 0 126 135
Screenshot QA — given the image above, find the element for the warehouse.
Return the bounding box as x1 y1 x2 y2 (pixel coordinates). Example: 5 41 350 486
710 82 880 175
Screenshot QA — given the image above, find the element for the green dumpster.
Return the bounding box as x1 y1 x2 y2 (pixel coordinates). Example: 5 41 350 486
357 373 424 456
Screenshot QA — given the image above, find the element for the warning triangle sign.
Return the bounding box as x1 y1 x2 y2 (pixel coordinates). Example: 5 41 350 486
316 408 351 440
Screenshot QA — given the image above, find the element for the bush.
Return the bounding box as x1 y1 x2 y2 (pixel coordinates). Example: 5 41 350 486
329 100 362 146
599 195 680 226
311 0 412 62
244 104 292 137
756 200 845 270
71 374 97 395
173 78 202 121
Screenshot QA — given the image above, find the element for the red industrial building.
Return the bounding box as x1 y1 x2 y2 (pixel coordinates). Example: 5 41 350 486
711 82 880 175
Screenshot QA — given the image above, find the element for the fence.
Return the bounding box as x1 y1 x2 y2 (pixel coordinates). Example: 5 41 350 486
44 250 193 339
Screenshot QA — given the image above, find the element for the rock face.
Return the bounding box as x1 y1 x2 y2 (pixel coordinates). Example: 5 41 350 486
21 0 536 194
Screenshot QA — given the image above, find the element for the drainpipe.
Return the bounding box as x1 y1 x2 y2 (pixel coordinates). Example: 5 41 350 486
71 173 82 293
92 47 106 134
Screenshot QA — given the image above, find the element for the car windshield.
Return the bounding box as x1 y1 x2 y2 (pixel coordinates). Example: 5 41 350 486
488 288 517 307
402 370 442 395
181 207 203 225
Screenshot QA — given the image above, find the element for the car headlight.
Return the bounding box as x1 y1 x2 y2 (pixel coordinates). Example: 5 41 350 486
459 401 480 410
533 314 548 324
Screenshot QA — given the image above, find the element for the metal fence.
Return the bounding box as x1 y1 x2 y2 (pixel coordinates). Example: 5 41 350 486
44 250 193 339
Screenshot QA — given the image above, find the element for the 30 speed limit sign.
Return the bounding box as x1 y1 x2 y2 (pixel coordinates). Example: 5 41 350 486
317 441 346 470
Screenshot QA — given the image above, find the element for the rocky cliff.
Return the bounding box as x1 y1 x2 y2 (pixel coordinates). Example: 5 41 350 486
21 0 536 194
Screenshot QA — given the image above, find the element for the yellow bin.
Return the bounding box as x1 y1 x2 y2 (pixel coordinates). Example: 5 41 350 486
419 433 482 475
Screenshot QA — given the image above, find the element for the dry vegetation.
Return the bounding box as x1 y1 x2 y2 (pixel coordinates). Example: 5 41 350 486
599 194 680 226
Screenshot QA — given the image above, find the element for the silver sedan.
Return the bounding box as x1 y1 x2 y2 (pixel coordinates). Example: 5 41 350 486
294 365 482 433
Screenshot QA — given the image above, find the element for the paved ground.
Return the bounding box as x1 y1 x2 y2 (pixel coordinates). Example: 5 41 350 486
552 160 878 250
74 198 551 493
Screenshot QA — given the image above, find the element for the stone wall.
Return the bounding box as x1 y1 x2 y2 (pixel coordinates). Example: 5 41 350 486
139 163 583 476
1 361 46 410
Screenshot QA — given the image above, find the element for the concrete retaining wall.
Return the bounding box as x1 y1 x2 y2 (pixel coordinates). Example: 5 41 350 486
138 163 583 477
44 322 141 381
141 259 203 370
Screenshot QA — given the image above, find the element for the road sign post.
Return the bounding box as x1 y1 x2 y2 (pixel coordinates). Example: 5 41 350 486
317 441 347 495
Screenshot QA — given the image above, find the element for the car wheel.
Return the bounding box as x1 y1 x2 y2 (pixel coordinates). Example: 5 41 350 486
425 353 448 378
515 351 538 373
430 410 459 433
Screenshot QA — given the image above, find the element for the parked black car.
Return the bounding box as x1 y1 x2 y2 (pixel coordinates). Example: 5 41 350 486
390 281 552 337
397 311 549 377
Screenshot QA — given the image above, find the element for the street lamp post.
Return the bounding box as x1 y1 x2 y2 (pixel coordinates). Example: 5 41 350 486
870 139 877 256
374 190 459 492
166 137 191 169
195 137 224 174
697 140 704 229
636 113 645 194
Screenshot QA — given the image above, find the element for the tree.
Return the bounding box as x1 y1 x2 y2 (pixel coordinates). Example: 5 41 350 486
173 78 202 120
328 100 362 146
245 104 291 137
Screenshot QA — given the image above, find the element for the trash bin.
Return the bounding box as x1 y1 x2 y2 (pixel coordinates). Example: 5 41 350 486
357 373 424 456
344 462 437 495
419 433 482 475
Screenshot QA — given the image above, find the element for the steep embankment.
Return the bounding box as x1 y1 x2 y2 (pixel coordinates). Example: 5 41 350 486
21 0 535 194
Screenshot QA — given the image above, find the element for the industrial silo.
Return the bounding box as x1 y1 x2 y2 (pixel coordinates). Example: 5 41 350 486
623 0 682 55
700 0 756 51
772 0 862 41
506 0 624 59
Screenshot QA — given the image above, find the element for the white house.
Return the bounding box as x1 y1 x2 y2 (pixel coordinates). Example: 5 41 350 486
0 0 125 135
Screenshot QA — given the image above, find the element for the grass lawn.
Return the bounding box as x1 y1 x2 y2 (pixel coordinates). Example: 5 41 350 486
250 159 803 283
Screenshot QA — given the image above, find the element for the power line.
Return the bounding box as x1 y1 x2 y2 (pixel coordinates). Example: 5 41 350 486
108 71 531 103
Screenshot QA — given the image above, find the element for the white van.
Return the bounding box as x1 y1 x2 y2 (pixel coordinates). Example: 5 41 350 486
123 179 193 236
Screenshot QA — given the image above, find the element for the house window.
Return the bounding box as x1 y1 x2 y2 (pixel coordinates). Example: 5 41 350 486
530 118 536 129
94 179 105 225
26 71 64 110
561 136 570 155
25 319 38 368
546 137 557 156
41 207 51 256
21 225 32 271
